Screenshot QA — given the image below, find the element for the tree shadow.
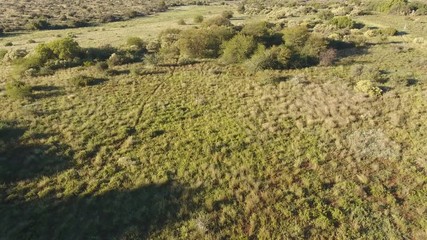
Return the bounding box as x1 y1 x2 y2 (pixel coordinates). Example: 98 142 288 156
32 85 65 99
0 181 202 240
0 122 73 183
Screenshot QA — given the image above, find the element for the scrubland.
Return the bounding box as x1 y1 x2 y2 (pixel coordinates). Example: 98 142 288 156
0 0 427 239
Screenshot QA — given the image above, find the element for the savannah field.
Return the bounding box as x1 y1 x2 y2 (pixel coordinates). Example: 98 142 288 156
0 0 427 239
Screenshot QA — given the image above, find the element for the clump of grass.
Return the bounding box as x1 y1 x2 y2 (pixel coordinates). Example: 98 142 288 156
5 81 32 99
354 80 383 96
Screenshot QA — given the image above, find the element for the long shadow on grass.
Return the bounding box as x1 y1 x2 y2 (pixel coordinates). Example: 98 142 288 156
32 85 65 100
0 121 73 183
0 181 201 240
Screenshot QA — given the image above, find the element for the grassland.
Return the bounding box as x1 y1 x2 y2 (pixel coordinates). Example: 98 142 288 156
1 2 427 240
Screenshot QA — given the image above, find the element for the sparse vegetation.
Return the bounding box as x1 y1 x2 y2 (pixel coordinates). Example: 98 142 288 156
1 2 426 240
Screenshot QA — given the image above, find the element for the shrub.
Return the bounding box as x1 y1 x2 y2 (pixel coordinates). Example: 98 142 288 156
319 48 337 66
95 61 109 71
5 81 32 99
241 21 283 47
177 26 235 58
146 40 161 52
283 25 310 50
46 37 82 60
373 0 409 13
0 49 7 59
68 75 99 87
107 53 125 67
159 28 182 47
300 34 328 60
4 42 13 47
318 10 334 20
85 44 116 61
221 34 257 64
126 37 146 50
246 45 293 72
194 15 204 24
380 27 398 36
355 80 383 96
329 16 355 29
222 10 234 19
0 28 4 36
203 16 232 27
27 19 51 30
241 21 270 38
177 19 186 25
16 37 82 75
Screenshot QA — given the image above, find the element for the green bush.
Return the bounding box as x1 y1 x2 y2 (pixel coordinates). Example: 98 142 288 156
27 19 51 30
355 80 383 96
159 28 182 48
177 19 186 25
85 45 117 61
241 21 283 47
380 27 398 36
283 25 310 50
246 45 293 72
4 42 13 47
329 16 355 29
370 0 412 14
318 10 334 20
126 37 146 50
177 26 235 58
300 34 328 63
194 15 204 24
68 75 99 87
5 81 32 99
203 16 232 27
221 34 257 64
222 10 234 19
15 37 82 76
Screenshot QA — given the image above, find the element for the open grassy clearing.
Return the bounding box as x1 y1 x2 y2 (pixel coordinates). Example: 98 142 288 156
0 5 235 52
1 2 427 239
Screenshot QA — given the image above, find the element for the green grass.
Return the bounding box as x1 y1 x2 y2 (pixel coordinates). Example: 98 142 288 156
1 3 427 240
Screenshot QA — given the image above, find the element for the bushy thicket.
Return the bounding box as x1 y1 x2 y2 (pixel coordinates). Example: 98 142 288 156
177 26 234 58
14 36 147 77
150 19 336 70
220 34 257 64
368 0 427 15
15 38 83 76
